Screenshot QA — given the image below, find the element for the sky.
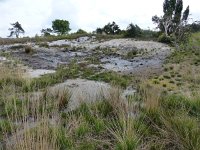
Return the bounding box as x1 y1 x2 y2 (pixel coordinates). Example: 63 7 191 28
0 0 199 37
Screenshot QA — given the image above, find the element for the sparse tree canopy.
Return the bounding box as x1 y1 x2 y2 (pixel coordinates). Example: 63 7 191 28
152 0 189 36
8 21 25 38
52 19 71 35
41 28 53 36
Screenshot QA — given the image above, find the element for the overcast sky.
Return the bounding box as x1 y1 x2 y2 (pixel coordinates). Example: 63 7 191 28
0 0 199 37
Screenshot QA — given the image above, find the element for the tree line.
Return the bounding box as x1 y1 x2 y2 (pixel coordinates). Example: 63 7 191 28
7 0 200 44
7 19 153 39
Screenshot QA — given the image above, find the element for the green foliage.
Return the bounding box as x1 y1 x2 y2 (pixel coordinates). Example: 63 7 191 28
96 22 121 35
141 30 160 40
96 100 113 117
75 122 90 137
89 72 131 88
76 29 87 34
52 19 71 35
125 23 142 38
158 33 172 44
8 21 25 38
57 128 74 149
0 120 12 133
41 28 53 36
152 0 190 36
190 21 200 33
116 139 138 150
96 28 103 34
125 50 138 59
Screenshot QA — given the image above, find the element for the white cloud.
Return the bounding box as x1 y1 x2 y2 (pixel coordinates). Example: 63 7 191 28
0 0 199 37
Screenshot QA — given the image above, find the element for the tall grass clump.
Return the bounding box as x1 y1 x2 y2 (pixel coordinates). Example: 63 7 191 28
136 82 200 149
1 86 65 150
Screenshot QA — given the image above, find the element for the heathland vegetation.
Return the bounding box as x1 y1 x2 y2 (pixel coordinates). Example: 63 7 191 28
0 0 200 149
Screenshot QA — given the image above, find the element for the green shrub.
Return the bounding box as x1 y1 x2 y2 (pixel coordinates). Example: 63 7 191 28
125 23 142 38
158 34 172 44
125 50 138 59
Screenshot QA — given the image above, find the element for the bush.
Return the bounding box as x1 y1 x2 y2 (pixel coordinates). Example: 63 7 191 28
125 24 142 38
25 46 34 54
76 29 87 34
158 34 172 44
125 50 138 59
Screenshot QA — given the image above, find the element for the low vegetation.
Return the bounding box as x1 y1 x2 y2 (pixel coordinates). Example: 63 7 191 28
0 0 199 147
0 32 199 149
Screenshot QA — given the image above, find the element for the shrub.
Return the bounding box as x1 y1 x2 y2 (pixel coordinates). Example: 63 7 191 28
125 23 142 38
158 34 172 44
76 29 87 34
125 50 138 59
24 45 34 54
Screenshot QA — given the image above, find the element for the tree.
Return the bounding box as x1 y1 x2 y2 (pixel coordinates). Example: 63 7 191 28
41 28 53 36
125 23 142 38
189 21 200 32
76 29 87 34
96 28 103 34
95 22 121 35
52 19 71 35
102 22 121 35
8 21 25 38
152 0 189 36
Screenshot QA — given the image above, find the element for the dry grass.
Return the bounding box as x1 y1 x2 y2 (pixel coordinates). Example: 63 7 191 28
0 64 24 81
138 82 162 111
0 32 200 149
1 86 69 150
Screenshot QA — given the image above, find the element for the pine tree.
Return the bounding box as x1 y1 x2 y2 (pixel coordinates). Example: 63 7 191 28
8 22 25 38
